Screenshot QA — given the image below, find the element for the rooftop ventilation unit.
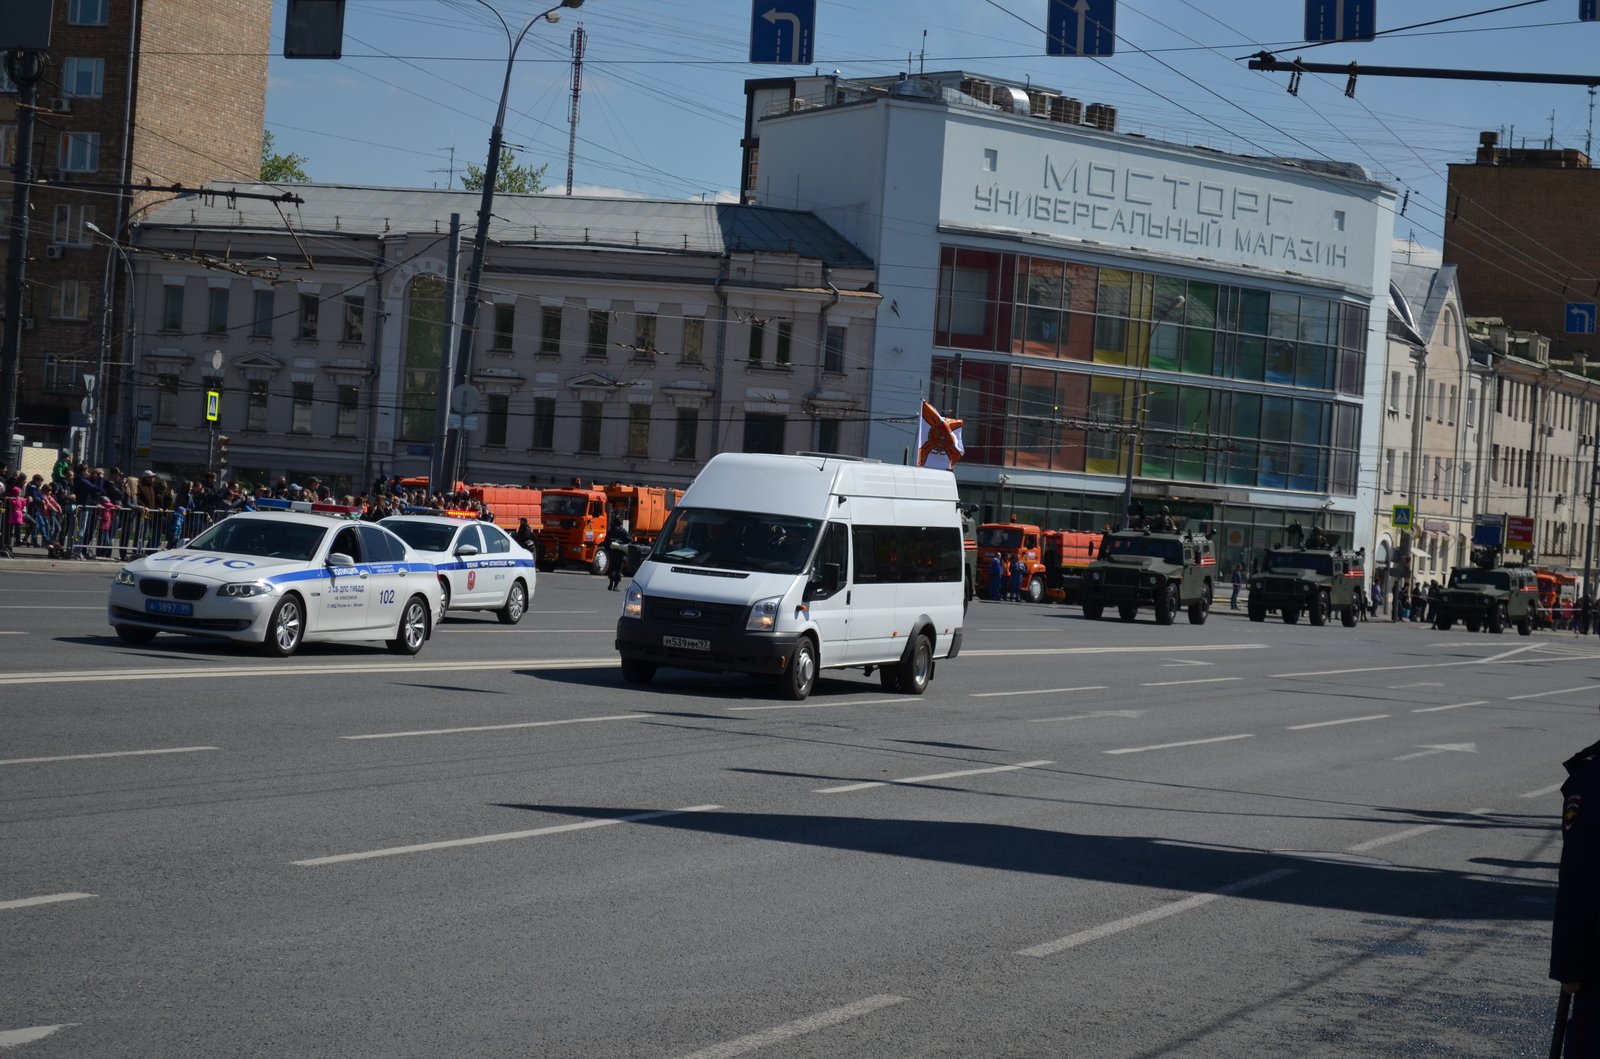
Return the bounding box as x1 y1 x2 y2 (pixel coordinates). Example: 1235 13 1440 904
959 78 993 105
1085 103 1118 131
1049 96 1083 125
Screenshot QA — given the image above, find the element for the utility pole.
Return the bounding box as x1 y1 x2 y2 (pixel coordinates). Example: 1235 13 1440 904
1585 404 1599 599
430 214 461 492
1402 346 1428 609
566 24 586 196
1 46 47 471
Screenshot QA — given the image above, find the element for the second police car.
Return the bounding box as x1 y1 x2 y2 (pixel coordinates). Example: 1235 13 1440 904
107 502 444 656
380 515 537 624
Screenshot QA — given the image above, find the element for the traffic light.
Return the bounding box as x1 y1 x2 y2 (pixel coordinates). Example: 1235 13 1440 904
217 435 230 466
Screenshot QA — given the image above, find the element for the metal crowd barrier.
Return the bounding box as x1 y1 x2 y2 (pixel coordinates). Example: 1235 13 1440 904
8 506 225 560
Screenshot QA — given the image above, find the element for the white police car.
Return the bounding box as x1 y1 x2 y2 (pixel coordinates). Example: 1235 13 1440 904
380 515 536 624
108 505 444 656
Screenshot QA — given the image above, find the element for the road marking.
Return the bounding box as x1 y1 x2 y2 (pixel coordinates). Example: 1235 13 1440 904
1139 677 1243 687
0 1025 75 1048
341 713 647 740
1275 643 1551 677
1017 868 1296 957
1521 782 1566 798
438 628 611 634
293 804 722 867
0 656 619 687
1031 709 1146 723
0 892 96 911
1393 743 1477 761
1105 734 1253 755
970 686 1107 698
814 760 1052 794
726 698 908 712
1508 684 1599 701
1347 808 1492 852
676 995 907 1059
0 605 104 609
1161 659 1214 667
1286 713 1390 730
0 631 26 634
965 644 1268 657
0 746 220 767
1389 682 1444 688
1412 700 1488 713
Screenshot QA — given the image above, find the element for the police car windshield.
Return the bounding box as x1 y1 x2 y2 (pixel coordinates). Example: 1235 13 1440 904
1102 537 1182 562
650 508 821 574
186 518 327 561
1450 569 1511 589
543 495 588 517
382 521 457 552
977 527 1023 549
1265 552 1333 575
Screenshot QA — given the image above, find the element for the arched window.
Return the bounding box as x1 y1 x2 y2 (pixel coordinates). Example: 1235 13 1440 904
400 276 446 442
1440 309 1455 348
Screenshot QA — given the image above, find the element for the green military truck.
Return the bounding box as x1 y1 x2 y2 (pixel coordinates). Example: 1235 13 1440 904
1246 531 1365 627
1080 529 1216 625
1439 558 1538 635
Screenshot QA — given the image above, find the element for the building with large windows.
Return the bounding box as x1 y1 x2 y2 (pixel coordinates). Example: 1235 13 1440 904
744 71 1395 571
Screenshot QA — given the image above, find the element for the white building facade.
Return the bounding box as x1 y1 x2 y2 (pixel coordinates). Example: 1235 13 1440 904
747 72 1395 570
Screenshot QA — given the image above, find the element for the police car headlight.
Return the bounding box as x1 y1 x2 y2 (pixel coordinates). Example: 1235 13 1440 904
747 595 783 631
218 581 274 598
623 581 643 618
114 568 136 586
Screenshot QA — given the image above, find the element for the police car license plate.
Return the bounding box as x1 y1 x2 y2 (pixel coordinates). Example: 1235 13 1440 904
662 636 710 651
145 600 193 617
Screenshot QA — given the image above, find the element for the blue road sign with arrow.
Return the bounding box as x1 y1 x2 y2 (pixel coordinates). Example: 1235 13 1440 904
1047 0 1116 57
1305 0 1376 42
1567 303 1598 334
749 0 814 66
1584 0 1599 21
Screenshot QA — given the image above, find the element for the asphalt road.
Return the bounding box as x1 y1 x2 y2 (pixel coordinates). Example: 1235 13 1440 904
3 561 1596 1057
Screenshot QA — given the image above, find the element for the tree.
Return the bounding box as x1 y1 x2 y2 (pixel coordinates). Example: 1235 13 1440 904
461 148 547 194
260 130 310 184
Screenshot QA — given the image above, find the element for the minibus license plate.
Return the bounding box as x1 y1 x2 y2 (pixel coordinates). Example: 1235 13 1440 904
663 635 710 651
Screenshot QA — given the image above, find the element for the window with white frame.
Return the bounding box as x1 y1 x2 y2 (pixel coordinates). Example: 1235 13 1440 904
157 374 180 425
1387 370 1400 412
62 58 104 98
43 354 86 391
1384 449 1395 493
1466 387 1476 427
1448 384 1457 425
292 382 314 434
247 379 269 430
162 285 184 331
67 0 109 25
58 132 99 172
51 204 94 246
48 280 90 320
342 295 364 343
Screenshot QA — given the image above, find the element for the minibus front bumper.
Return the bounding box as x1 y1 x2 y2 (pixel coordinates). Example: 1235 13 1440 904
615 616 799 675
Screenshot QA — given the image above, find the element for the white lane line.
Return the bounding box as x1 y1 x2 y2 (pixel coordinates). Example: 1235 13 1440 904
0 892 96 911
293 804 721 867
1105 734 1253 755
0 1025 75 1048
0 656 619 687
439 628 612 634
0 746 220 767
726 698 908 712
1031 709 1146 723
1508 684 1599 701
1017 868 1296 957
1275 643 1553 677
0 631 26 634
1161 660 1214 667
1389 682 1444 688
965 644 1268 657
1286 713 1390 730
341 713 647 740
1412 700 1488 713
971 686 1108 698
815 760 1053 794
0 605 104 609
1139 677 1243 687
1521 782 1566 799
1393 743 1477 761
676 995 907 1059
1347 808 1492 852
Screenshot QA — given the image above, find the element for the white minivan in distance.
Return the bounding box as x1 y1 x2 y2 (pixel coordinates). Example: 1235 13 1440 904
614 453 965 700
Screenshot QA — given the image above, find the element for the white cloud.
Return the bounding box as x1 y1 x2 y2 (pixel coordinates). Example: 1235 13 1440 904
1392 236 1442 268
540 185 649 199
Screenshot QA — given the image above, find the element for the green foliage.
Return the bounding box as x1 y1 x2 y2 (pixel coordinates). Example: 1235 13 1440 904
461 148 548 194
260 130 310 184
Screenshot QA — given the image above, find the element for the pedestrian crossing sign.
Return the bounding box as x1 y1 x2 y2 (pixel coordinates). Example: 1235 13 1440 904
1391 505 1413 528
206 390 220 422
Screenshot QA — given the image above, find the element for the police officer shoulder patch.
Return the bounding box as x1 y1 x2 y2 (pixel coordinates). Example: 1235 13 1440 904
1565 794 1582 833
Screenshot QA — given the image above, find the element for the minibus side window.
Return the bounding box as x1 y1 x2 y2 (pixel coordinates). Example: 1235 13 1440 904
810 522 850 598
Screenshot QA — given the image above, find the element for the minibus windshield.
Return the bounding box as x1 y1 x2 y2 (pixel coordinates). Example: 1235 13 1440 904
651 508 821 574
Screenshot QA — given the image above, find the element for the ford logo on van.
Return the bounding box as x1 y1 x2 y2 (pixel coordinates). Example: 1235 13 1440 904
680 608 702 618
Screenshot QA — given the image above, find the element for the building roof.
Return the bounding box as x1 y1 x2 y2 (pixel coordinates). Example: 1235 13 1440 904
1389 261 1459 347
134 183 874 267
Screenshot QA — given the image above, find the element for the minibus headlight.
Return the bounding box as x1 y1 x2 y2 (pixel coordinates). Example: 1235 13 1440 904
747 595 783 631
623 581 643 618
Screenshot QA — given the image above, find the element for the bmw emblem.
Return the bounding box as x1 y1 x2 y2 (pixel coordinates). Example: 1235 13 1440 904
170 572 180 579
681 608 701 618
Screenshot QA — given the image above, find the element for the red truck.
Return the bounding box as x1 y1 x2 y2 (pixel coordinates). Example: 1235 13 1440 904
535 483 683 575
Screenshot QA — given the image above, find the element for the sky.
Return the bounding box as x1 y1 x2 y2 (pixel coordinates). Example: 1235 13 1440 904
264 0 1600 251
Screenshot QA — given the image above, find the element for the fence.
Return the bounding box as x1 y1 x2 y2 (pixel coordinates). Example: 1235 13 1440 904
5 505 224 560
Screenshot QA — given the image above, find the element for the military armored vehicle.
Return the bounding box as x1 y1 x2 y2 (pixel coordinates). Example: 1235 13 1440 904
1246 527 1365 627
1080 527 1216 625
1439 549 1538 635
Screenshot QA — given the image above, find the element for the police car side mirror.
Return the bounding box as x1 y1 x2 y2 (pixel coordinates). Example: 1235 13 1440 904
455 543 479 557
328 552 355 567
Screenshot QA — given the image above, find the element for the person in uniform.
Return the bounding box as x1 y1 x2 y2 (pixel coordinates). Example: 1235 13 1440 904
1148 506 1173 533
1553 711 1600 1055
987 553 1003 601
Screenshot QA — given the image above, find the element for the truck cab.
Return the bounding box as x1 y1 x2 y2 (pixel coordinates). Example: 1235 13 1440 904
976 522 1046 603
536 487 609 574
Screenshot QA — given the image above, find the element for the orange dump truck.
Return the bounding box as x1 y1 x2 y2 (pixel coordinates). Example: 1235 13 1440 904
468 486 542 533
535 483 684 576
976 522 1046 602
1043 530 1105 603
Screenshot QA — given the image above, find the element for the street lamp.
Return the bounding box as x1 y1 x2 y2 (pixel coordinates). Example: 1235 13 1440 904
84 221 136 468
1119 295 1185 529
438 0 584 485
